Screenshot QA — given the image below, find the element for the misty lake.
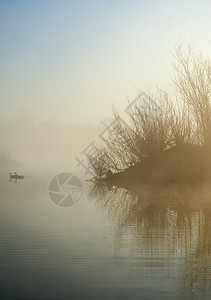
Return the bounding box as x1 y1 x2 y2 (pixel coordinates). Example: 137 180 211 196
1 172 211 300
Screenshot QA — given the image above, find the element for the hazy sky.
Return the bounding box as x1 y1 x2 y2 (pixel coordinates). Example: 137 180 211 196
1 0 211 124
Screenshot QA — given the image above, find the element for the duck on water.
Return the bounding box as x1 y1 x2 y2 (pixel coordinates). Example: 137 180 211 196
9 172 24 181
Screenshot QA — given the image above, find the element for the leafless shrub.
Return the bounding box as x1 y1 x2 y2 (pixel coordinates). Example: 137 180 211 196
173 43 211 146
87 44 211 178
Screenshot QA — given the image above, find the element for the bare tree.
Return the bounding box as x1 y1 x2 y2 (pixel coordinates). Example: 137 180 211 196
87 43 211 178
173 43 211 146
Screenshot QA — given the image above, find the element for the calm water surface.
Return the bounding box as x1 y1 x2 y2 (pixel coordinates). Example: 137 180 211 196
1 173 211 299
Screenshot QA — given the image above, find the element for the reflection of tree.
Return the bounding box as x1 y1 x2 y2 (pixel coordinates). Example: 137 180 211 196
89 182 211 298
88 181 138 224
179 209 211 298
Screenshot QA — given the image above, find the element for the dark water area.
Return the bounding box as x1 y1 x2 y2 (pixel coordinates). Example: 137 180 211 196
1 172 211 299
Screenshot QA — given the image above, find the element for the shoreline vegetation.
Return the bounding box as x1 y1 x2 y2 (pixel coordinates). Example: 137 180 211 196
87 44 211 186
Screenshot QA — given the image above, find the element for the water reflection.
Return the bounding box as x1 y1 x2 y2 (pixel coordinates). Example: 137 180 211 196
89 182 211 299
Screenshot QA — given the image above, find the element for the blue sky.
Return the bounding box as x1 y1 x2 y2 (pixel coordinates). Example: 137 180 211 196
0 0 211 124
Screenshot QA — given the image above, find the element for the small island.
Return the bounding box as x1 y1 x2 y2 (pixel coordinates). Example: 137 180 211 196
87 45 211 187
103 143 211 188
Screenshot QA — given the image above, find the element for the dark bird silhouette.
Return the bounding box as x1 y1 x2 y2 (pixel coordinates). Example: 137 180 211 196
9 172 24 181
9 172 16 180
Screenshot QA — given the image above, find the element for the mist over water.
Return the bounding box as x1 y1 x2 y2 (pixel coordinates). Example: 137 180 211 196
1 169 211 299
1 111 211 299
0 113 99 175
2 1 211 298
